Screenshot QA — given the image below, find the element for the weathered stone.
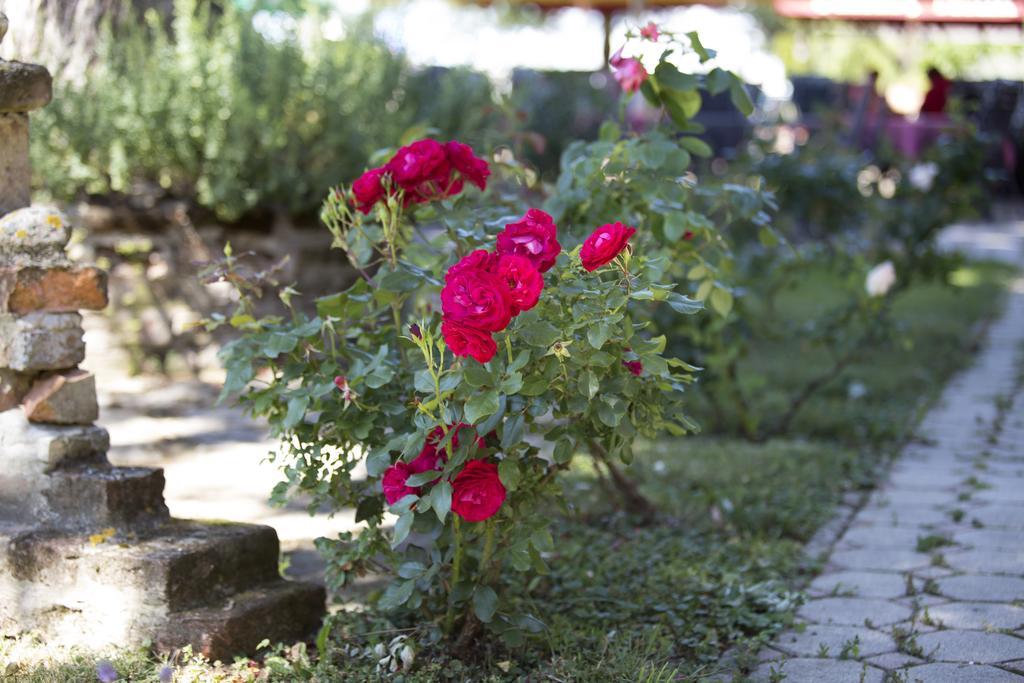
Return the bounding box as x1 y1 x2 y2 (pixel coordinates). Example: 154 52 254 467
0 206 71 266
926 602 1024 630
0 367 32 410
945 548 1024 576
864 651 923 671
0 113 30 216
154 580 326 662
937 575 1024 602
0 409 108 469
0 61 52 113
0 520 324 659
771 624 896 658
915 630 1024 664
749 658 883 682
0 312 84 371
0 266 108 314
23 369 98 425
43 462 169 529
808 570 912 599
830 548 933 572
797 597 913 627
901 662 1024 682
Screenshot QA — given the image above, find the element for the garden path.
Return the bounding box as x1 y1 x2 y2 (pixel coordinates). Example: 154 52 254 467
750 218 1024 682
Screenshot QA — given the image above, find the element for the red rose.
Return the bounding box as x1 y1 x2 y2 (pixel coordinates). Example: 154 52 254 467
623 360 643 376
580 222 637 271
640 22 660 41
451 460 506 522
382 462 417 505
410 423 482 474
441 268 512 332
445 250 499 283
442 319 497 363
496 209 561 273
497 254 543 315
445 141 491 191
351 167 386 215
386 139 453 203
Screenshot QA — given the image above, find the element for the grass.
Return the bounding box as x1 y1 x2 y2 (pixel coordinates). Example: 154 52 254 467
2 261 1014 682
697 262 1015 443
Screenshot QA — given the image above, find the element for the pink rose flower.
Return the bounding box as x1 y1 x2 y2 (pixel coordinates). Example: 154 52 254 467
441 267 513 332
497 254 543 315
442 319 497 364
640 22 660 41
610 48 649 93
382 461 417 505
623 360 643 376
451 460 506 522
495 208 561 273
580 222 637 272
351 167 386 215
445 141 491 191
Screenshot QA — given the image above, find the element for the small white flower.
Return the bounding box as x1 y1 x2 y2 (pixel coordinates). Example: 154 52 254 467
908 162 939 192
865 261 897 297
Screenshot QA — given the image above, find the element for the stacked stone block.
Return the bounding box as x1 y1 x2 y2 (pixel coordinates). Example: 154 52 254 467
0 14 324 659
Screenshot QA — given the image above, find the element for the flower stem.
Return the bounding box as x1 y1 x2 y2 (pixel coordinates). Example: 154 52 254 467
444 516 464 636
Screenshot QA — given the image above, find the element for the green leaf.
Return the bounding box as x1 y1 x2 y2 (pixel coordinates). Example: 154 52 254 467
378 265 423 292
500 413 526 450
530 528 554 552
465 389 500 424
431 481 452 523
498 459 521 491
519 320 561 348
679 137 713 158
509 350 530 372
706 67 732 95
666 292 704 315
553 438 575 464
687 31 715 61
464 362 493 388
520 376 548 396
729 79 754 117
263 332 299 358
378 579 415 610
414 369 434 394
405 470 441 487
597 397 624 427
598 120 621 142
587 323 612 350
500 372 523 394
473 586 498 623
758 227 780 248
282 396 308 429
654 62 698 91
578 370 599 400
392 511 415 548
710 288 734 317
639 78 660 107
397 561 426 579
355 496 383 523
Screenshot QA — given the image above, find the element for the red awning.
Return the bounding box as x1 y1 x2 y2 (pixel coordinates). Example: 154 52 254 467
773 0 1024 24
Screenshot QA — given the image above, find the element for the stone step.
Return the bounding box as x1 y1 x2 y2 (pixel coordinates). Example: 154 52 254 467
154 579 326 661
44 461 169 529
1 519 283 616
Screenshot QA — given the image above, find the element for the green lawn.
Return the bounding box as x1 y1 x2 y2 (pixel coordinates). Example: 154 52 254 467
3 262 1014 682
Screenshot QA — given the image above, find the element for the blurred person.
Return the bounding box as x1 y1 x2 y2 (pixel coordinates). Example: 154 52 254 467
850 71 888 151
921 67 951 115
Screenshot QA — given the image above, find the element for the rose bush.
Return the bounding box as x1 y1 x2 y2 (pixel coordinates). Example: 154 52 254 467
213 106 709 646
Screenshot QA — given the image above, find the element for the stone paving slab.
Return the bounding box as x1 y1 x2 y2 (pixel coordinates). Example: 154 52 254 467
903 662 1024 682
749 658 884 682
751 260 1024 682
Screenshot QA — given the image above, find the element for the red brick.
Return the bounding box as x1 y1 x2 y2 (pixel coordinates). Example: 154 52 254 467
0 266 107 314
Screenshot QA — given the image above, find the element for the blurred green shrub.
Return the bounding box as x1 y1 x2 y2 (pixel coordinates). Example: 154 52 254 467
30 0 496 221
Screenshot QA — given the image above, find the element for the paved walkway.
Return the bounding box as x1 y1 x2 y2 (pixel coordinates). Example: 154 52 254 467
750 249 1024 677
